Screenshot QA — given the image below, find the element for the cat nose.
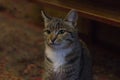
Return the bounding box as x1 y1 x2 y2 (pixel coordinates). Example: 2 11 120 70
50 39 55 44
49 35 57 44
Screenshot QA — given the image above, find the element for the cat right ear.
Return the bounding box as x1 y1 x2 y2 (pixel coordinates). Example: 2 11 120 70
64 9 78 27
41 10 52 24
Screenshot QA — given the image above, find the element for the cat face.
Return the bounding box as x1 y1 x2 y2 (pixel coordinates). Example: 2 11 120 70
41 10 78 49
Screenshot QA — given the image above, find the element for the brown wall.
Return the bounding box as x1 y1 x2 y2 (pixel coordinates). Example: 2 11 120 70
93 21 120 48
0 0 42 24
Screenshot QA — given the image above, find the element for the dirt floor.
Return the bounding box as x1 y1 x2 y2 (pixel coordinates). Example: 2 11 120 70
0 13 119 80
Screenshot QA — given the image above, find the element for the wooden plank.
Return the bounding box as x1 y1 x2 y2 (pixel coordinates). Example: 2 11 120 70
30 0 120 27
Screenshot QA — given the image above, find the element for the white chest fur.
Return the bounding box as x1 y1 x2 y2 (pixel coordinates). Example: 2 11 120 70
45 46 73 72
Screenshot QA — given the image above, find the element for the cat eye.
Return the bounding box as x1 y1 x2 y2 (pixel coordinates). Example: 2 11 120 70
58 30 65 34
44 30 51 34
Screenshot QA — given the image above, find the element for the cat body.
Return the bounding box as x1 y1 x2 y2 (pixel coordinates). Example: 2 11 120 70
41 10 92 80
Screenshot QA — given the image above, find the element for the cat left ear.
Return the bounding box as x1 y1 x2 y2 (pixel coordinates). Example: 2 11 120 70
41 10 52 24
64 9 78 27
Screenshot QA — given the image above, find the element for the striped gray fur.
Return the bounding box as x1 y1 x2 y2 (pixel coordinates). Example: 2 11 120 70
41 9 92 80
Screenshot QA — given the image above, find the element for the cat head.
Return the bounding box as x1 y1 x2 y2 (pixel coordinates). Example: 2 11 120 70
41 9 78 49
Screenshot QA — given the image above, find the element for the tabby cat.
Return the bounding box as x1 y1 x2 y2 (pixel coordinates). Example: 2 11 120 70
41 9 92 80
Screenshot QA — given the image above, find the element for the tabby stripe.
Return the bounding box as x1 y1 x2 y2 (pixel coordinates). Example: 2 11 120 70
45 55 53 63
66 31 74 38
67 56 79 64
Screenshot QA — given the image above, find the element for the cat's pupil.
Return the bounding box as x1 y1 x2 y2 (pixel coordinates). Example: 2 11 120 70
58 30 65 34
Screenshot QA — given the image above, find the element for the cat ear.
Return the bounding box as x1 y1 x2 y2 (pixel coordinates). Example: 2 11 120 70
41 10 52 25
64 9 78 27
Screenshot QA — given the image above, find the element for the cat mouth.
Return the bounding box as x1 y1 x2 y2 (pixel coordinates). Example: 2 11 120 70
48 42 60 46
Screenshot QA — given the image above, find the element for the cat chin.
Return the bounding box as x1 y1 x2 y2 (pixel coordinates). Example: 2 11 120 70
47 44 64 49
